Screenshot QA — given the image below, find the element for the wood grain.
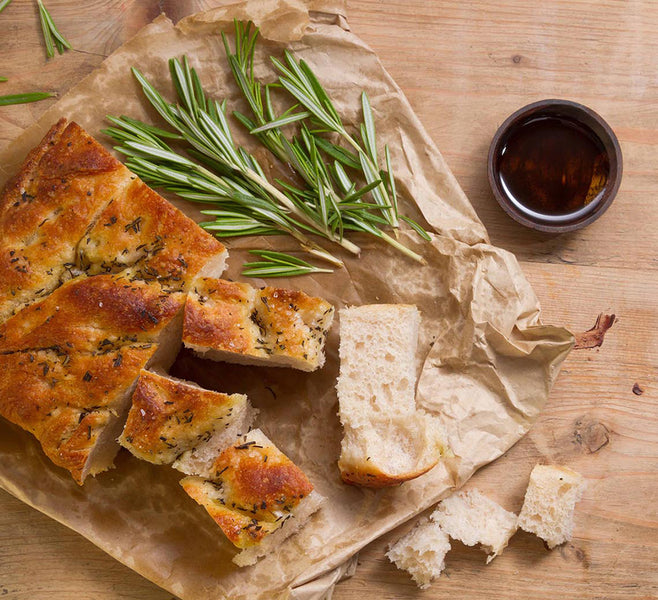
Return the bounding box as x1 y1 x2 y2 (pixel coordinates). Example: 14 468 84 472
1 1 657 599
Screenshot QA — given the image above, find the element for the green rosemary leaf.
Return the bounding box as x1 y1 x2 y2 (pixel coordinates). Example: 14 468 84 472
250 110 310 133
110 115 183 140
242 250 332 278
342 179 383 204
37 1 55 58
314 136 360 169
360 92 378 162
37 1 71 58
384 145 399 219
0 91 54 106
400 215 432 241
0 77 8 83
0 0 13 13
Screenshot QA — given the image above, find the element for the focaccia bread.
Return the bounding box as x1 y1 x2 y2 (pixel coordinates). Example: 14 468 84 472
336 304 449 487
518 464 585 548
182 278 334 372
0 119 227 322
0 120 228 484
0 274 186 484
180 429 324 567
431 489 518 562
120 369 254 476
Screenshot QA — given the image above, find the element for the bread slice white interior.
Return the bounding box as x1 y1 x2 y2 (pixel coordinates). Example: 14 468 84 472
431 489 518 562
386 517 451 589
336 304 449 487
517 464 585 548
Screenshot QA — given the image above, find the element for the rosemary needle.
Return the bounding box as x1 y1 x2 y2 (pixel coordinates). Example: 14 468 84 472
0 0 12 13
0 77 7 83
0 91 54 106
37 0 71 59
242 250 332 278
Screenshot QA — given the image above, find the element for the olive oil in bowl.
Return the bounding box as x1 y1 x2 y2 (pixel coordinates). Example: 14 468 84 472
488 100 622 233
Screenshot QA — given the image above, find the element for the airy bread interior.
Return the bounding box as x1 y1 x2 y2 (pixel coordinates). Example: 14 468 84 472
431 489 518 562
336 304 448 486
518 464 585 548
386 517 451 589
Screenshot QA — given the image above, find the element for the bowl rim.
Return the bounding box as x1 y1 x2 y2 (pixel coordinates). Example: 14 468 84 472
487 98 623 233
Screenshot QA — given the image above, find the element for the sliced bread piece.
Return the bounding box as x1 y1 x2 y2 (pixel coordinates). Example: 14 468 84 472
336 304 449 487
431 489 518 562
386 518 451 589
119 369 255 476
182 278 334 372
338 411 448 487
180 428 324 567
518 464 585 548
0 275 187 484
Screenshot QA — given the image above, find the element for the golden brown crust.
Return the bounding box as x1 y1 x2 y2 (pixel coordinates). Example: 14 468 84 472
0 274 187 483
120 370 247 464
0 119 226 324
0 120 129 322
78 177 226 292
339 464 436 488
183 279 256 352
0 344 155 484
182 278 334 371
0 274 185 354
180 430 314 548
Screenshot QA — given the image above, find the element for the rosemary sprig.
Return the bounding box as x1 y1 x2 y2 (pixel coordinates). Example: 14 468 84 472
224 20 427 264
0 0 12 13
271 51 399 228
127 60 360 258
0 91 54 106
37 0 71 58
103 114 342 267
242 250 332 278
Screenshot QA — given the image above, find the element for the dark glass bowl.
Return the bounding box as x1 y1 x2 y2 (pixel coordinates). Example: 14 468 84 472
487 99 623 233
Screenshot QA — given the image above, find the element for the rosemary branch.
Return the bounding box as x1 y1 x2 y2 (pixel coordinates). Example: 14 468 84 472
103 115 343 268
224 20 427 264
242 250 332 278
37 0 71 59
128 61 359 257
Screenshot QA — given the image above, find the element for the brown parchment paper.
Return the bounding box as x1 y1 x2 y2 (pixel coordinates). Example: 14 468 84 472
0 2 574 599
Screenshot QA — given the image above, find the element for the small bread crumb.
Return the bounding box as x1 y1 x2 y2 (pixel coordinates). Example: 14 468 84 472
386 518 451 589
431 489 518 562
518 464 585 548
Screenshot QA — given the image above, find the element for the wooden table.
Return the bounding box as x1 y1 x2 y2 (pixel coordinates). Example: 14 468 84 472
1 1 657 598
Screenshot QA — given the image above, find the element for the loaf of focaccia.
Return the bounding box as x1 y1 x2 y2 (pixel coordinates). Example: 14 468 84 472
182 278 334 372
0 275 186 484
0 119 228 483
180 429 324 566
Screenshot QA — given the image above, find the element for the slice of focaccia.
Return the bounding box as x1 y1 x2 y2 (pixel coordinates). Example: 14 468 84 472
182 278 334 372
180 429 324 566
0 274 186 484
336 304 449 487
120 369 254 476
